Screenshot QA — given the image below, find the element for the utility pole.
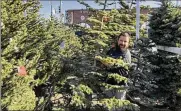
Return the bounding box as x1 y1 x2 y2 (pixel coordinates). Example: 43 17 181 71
50 0 53 20
23 0 27 16
59 0 62 14
114 0 117 9
176 0 179 7
59 0 63 22
136 0 140 40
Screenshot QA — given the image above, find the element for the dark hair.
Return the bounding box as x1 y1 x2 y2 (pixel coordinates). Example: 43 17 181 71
117 32 131 40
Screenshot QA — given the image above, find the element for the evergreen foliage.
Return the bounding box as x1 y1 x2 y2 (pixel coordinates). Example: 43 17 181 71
66 0 148 110
3 0 181 111
126 1 181 111
128 38 162 110
149 1 181 47
1 0 82 110
1 0 41 110
75 1 148 57
147 1 181 110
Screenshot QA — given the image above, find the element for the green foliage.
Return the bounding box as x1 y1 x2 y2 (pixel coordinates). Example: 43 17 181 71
149 2 181 47
149 53 181 108
31 18 82 110
1 0 161 111
128 2 181 109
100 97 139 111
1 0 41 110
63 1 146 110
70 84 93 108
147 1 181 110
107 73 128 84
77 8 147 56
1 0 82 110
128 38 160 109
101 73 128 91
95 56 129 69
178 88 181 96
2 76 36 110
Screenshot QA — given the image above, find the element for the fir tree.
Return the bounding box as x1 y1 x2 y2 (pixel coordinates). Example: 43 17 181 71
149 1 181 47
127 38 162 111
1 0 41 110
148 1 181 110
33 17 82 111
76 1 148 56
63 0 148 110
126 1 181 111
1 0 82 110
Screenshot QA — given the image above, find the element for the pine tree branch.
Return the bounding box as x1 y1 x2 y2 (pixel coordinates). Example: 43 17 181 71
118 0 129 9
103 0 107 10
127 93 171 111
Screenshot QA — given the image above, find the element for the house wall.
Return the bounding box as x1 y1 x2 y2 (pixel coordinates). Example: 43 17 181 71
65 9 152 25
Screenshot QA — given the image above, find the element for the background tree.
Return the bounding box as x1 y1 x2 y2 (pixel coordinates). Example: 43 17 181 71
61 0 149 110
33 17 82 111
147 1 181 110
149 1 181 47
1 0 82 110
126 1 181 111
1 0 41 110
5 0 181 111
76 0 148 55
127 38 162 111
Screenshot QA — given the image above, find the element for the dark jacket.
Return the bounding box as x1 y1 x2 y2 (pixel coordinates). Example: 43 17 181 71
106 47 131 85
106 48 131 64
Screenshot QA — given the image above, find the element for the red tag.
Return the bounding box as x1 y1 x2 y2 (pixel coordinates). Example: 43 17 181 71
17 66 27 76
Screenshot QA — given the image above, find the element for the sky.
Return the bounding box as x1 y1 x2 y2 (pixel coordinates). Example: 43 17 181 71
39 1 181 19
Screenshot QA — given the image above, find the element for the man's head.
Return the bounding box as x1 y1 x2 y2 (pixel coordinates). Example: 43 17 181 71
117 32 130 51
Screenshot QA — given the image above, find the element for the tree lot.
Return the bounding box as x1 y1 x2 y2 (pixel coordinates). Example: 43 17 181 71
1 0 181 111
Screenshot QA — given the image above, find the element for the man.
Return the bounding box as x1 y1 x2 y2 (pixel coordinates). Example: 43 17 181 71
106 32 131 78
107 32 131 64
105 32 131 100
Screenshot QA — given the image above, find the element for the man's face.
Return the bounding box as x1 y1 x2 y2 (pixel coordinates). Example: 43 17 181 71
118 36 129 51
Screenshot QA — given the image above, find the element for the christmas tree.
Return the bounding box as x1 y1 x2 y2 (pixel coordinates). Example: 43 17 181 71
127 38 161 111
76 0 148 56
148 1 181 110
1 0 82 110
33 17 82 111
61 0 148 110
126 1 181 111
149 1 181 47
1 0 41 110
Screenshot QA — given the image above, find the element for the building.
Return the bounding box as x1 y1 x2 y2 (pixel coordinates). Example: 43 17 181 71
65 8 153 25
